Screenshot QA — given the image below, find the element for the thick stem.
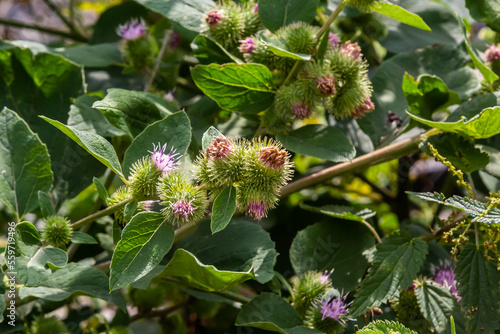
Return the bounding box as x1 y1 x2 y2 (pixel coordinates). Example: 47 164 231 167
71 198 133 230
144 30 171 92
0 17 88 42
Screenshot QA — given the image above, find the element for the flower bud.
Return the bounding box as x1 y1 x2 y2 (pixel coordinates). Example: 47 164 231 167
292 103 312 120
329 33 341 47
282 22 318 55
118 18 157 70
117 18 147 41
128 157 162 201
341 41 362 60
305 289 352 334
149 142 181 175
431 260 460 301
485 44 500 62
351 96 375 118
205 9 224 26
316 76 336 96
42 215 73 249
206 137 235 160
238 37 256 54
245 200 269 221
291 270 333 317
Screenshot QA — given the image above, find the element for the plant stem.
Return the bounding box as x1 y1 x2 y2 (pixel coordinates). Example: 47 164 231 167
281 129 440 197
144 30 171 92
0 17 88 42
361 219 382 243
71 198 133 229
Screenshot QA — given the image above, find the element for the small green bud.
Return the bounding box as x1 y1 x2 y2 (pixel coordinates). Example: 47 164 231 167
291 270 333 317
107 186 141 225
128 157 162 201
31 316 68 334
117 19 157 70
280 22 319 55
42 215 73 249
345 0 379 12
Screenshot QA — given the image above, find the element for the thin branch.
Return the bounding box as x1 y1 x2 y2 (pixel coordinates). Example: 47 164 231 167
144 30 171 92
71 198 133 230
0 17 88 42
420 219 461 242
42 0 84 39
361 219 382 243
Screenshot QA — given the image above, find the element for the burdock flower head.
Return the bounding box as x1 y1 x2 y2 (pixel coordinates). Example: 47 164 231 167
238 37 256 54
117 18 147 40
149 143 181 175
351 96 375 118
314 290 352 325
260 146 288 170
42 215 73 249
205 9 224 26
328 32 340 47
292 102 311 120
170 198 196 222
341 41 362 60
316 75 336 96
246 200 269 221
206 137 235 160
431 260 460 301
485 44 500 63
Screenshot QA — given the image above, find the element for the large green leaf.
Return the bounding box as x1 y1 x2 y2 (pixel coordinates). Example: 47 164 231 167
92 88 171 137
258 0 319 32
0 108 53 219
122 111 192 177
415 281 465 334
191 63 276 114
357 320 417 334
71 231 98 245
27 246 68 270
402 74 460 119
350 230 428 317
161 249 254 291
191 35 244 65
300 204 376 223
134 0 213 35
236 293 319 334
41 117 125 180
176 218 278 284
277 125 356 162
211 186 237 234
466 0 500 33
20 263 126 309
373 3 431 31
456 245 500 333
420 133 489 173
290 220 375 291
109 212 174 291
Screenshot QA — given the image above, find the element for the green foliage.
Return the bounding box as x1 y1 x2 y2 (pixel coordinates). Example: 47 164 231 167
258 0 319 32
357 320 418 333
211 186 237 233
372 3 431 31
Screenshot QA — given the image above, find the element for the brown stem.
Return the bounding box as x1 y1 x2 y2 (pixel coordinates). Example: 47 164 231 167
0 17 87 42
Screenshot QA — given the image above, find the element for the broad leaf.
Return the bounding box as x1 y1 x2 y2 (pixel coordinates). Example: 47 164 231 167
407 191 446 204
92 89 171 137
20 263 126 309
41 117 125 180
466 0 500 33
420 133 489 173
191 63 276 114
290 220 375 291
300 204 376 223
0 108 53 219
71 231 98 245
53 43 121 68
415 281 465 334
236 293 309 333
191 35 244 65
37 191 55 219
350 229 428 317
177 218 278 283
258 0 319 32
161 249 254 291
357 320 417 334
456 245 500 333
277 125 356 162
110 212 174 291
27 246 67 270
211 186 237 234
202 126 224 151
373 3 431 32
258 32 311 60
122 111 191 177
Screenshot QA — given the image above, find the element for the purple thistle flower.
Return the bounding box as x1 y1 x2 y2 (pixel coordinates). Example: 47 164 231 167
328 33 340 47
149 142 181 175
170 198 195 222
319 269 334 285
246 201 269 221
314 291 351 325
165 90 175 102
341 41 362 60
432 261 461 302
116 18 147 41
352 97 375 118
292 102 311 120
238 37 255 54
205 9 224 26
253 4 259 13
485 44 500 63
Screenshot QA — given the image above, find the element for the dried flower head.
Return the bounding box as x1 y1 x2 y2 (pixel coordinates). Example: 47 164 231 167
260 146 287 170
351 97 375 118
206 137 235 160
341 41 362 60
314 291 351 325
205 9 224 26
238 37 255 54
149 143 181 175
316 76 336 96
431 260 461 301
116 18 147 40
292 102 311 120
246 200 269 221
485 44 500 63
170 198 196 222
328 32 340 47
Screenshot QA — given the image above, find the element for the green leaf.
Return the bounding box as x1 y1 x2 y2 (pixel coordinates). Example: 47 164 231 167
0 108 53 219
211 186 237 234
236 293 307 333
290 220 375 291
466 0 500 33
373 3 431 32
53 43 121 68
357 320 418 334
93 177 109 201
350 230 428 317
41 116 125 180
109 212 174 291
191 35 244 65
420 133 489 173
123 200 138 222
71 231 98 245
300 204 376 223
191 63 276 114
92 88 170 137
277 124 356 162
202 126 224 152
20 262 126 309
258 32 311 60
407 191 446 204
456 245 500 333
38 191 55 219
177 218 278 284
28 246 68 270
415 281 465 334
258 0 319 32
134 0 213 35
122 111 191 178
402 73 460 119
161 249 254 291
